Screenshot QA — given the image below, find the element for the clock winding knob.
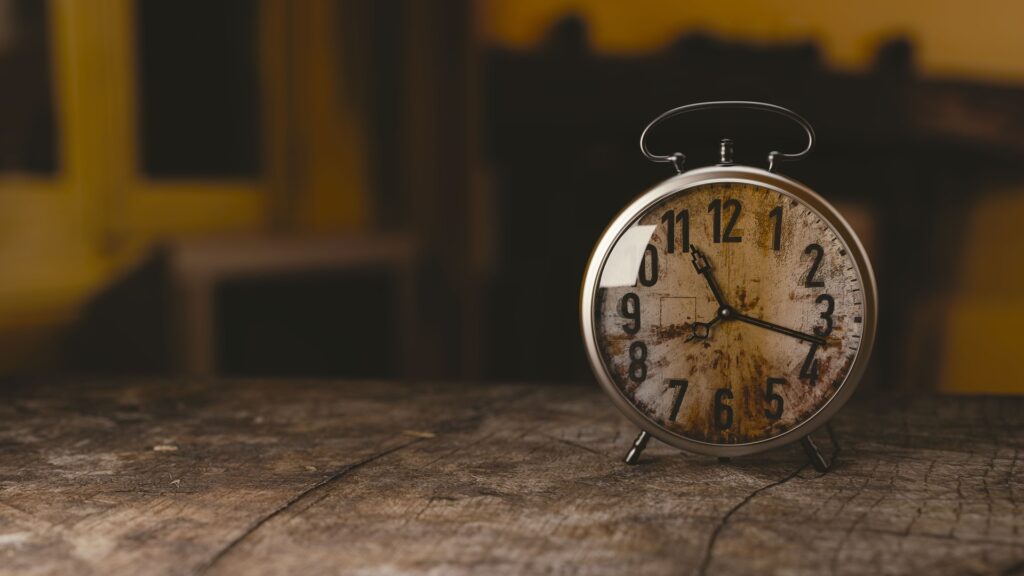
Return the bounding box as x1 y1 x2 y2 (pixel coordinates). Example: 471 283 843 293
719 138 734 165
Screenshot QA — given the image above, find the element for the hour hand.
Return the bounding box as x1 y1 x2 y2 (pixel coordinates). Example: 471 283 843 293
690 246 728 309
686 318 719 342
691 247 711 274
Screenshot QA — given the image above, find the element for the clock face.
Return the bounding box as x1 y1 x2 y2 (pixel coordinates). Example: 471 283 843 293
591 179 868 446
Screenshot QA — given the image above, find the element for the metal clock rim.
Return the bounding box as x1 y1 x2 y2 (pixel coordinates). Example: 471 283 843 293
580 165 878 458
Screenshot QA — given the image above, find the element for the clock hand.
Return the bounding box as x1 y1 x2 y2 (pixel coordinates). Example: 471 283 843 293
731 312 827 346
686 246 735 343
690 246 729 310
688 246 823 345
686 316 721 342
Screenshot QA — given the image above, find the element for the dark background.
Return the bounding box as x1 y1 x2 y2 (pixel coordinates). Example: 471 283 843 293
1 0 1022 395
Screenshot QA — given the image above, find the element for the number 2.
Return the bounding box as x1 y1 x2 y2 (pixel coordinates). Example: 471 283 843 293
803 243 825 288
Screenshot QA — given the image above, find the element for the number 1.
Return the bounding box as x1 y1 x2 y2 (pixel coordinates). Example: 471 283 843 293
769 206 783 251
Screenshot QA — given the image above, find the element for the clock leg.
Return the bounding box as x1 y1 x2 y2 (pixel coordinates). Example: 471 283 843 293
801 423 840 473
624 430 651 465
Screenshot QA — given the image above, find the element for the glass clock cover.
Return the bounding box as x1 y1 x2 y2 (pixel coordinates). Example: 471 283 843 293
592 179 868 447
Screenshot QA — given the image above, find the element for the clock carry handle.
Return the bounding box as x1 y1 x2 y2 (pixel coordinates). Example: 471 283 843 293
639 101 816 173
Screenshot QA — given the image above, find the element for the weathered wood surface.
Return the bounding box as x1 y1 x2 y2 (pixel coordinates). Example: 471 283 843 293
0 379 1021 575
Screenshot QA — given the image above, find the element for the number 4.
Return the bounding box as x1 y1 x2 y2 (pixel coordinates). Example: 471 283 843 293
800 344 820 385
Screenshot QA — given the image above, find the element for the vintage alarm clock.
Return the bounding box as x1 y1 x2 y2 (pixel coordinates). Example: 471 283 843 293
580 101 877 470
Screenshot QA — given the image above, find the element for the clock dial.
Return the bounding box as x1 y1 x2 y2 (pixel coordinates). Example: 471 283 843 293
593 181 866 445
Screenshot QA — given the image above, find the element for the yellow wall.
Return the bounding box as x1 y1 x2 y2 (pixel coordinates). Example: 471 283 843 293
0 0 369 372
941 188 1024 394
479 0 1024 82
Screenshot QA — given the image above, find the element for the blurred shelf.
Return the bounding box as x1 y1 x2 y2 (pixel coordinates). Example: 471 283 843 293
167 234 418 376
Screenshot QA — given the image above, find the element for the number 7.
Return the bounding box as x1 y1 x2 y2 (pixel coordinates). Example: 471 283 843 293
667 379 688 422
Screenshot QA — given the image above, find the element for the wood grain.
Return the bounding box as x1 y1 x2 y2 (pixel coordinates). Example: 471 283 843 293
0 379 1021 575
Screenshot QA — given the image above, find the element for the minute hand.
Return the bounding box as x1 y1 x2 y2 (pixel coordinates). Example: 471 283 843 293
732 312 827 346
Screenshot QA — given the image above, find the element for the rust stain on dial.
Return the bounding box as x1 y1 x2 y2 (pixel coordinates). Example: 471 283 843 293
594 182 864 445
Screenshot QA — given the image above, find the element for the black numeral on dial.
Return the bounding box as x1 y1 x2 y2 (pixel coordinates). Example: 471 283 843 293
815 294 835 337
667 379 688 422
800 344 820 385
714 388 734 429
661 209 690 253
628 341 648 383
769 206 783 251
803 243 826 288
639 244 658 287
764 377 785 420
620 293 640 335
709 199 742 243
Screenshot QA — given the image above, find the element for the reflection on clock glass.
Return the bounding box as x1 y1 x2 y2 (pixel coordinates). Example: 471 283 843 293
594 182 866 445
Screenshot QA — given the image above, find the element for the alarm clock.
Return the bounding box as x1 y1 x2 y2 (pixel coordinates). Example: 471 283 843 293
580 101 877 470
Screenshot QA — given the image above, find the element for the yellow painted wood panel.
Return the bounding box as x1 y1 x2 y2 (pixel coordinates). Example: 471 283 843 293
941 187 1024 393
0 0 373 372
288 0 370 232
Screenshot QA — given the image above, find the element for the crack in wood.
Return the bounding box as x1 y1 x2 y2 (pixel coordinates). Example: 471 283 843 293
420 431 497 468
539 433 605 457
830 486 890 574
194 436 425 575
697 464 807 576
405 496 441 527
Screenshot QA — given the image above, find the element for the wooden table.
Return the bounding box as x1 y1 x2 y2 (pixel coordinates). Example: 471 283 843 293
1 379 1021 575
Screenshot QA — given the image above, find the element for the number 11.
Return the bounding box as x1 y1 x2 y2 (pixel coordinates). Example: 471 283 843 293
661 209 690 253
